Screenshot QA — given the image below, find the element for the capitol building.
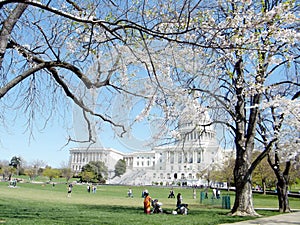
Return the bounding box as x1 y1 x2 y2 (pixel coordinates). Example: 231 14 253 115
69 111 232 186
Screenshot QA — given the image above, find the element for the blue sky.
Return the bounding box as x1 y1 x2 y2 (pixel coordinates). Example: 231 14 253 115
0 118 149 168
0 124 73 168
0 96 165 168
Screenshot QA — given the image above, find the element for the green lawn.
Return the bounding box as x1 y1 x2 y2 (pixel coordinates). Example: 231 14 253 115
0 182 299 225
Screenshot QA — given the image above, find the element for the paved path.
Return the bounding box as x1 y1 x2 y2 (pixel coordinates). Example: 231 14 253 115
219 211 300 225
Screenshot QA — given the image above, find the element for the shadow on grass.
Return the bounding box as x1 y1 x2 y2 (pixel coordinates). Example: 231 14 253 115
76 204 143 214
0 198 279 225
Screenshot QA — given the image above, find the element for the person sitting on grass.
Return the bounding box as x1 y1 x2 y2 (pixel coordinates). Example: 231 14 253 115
175 203 189 215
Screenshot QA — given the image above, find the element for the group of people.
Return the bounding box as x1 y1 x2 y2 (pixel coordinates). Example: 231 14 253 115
66 183 98 197
174 192 189 215
143 189 189 215
87 184 97 193
66 184 189 215
212 188 221 199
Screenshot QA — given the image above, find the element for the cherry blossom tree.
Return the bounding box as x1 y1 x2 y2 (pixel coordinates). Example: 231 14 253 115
257 93 300 212
144 0 299 216
1 0 299 218
0 0 192 144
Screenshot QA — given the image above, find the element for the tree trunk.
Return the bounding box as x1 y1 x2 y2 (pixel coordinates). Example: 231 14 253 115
231 142 259 216
275 160 291 213
268 153 291 213
229 54 261 216
277 178 291 213
263 180 266 195
231 157 259 216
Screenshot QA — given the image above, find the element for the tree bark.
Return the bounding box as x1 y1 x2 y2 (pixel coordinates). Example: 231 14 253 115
268 153 291 213
275 160 291 213
231 146 259 216
0 3 28 67
276 177 291 213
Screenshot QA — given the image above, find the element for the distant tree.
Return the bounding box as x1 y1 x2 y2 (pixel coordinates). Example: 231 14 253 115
287 163 300 191
61 168 73 183
197 165 219 187
0 167 2 179
114 159 126 177
80 161 107 183
0 161 6 179
24 168 36 181
2 166 16 181
219 157 235 191
252 152 276 194
91 161 108 180
79 171 95 183
31 160 46 177
38 167 44 176
9 156 21 175
43 167 60 181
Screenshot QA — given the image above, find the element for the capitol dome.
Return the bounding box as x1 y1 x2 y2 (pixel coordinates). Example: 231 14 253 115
176 107 217 147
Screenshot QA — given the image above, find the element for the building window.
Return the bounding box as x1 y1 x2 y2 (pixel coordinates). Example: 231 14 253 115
170 152 174 164
189 153 193 163
197 152 201 163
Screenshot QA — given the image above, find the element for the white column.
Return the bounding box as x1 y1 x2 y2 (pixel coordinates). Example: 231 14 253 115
71 153 74 163
80 153 83 163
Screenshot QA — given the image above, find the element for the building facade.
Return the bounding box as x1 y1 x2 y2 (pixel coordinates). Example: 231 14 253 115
69 147 124 174
69 112 231 185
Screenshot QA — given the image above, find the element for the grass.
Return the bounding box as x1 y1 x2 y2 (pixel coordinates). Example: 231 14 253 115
0 182 299 225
